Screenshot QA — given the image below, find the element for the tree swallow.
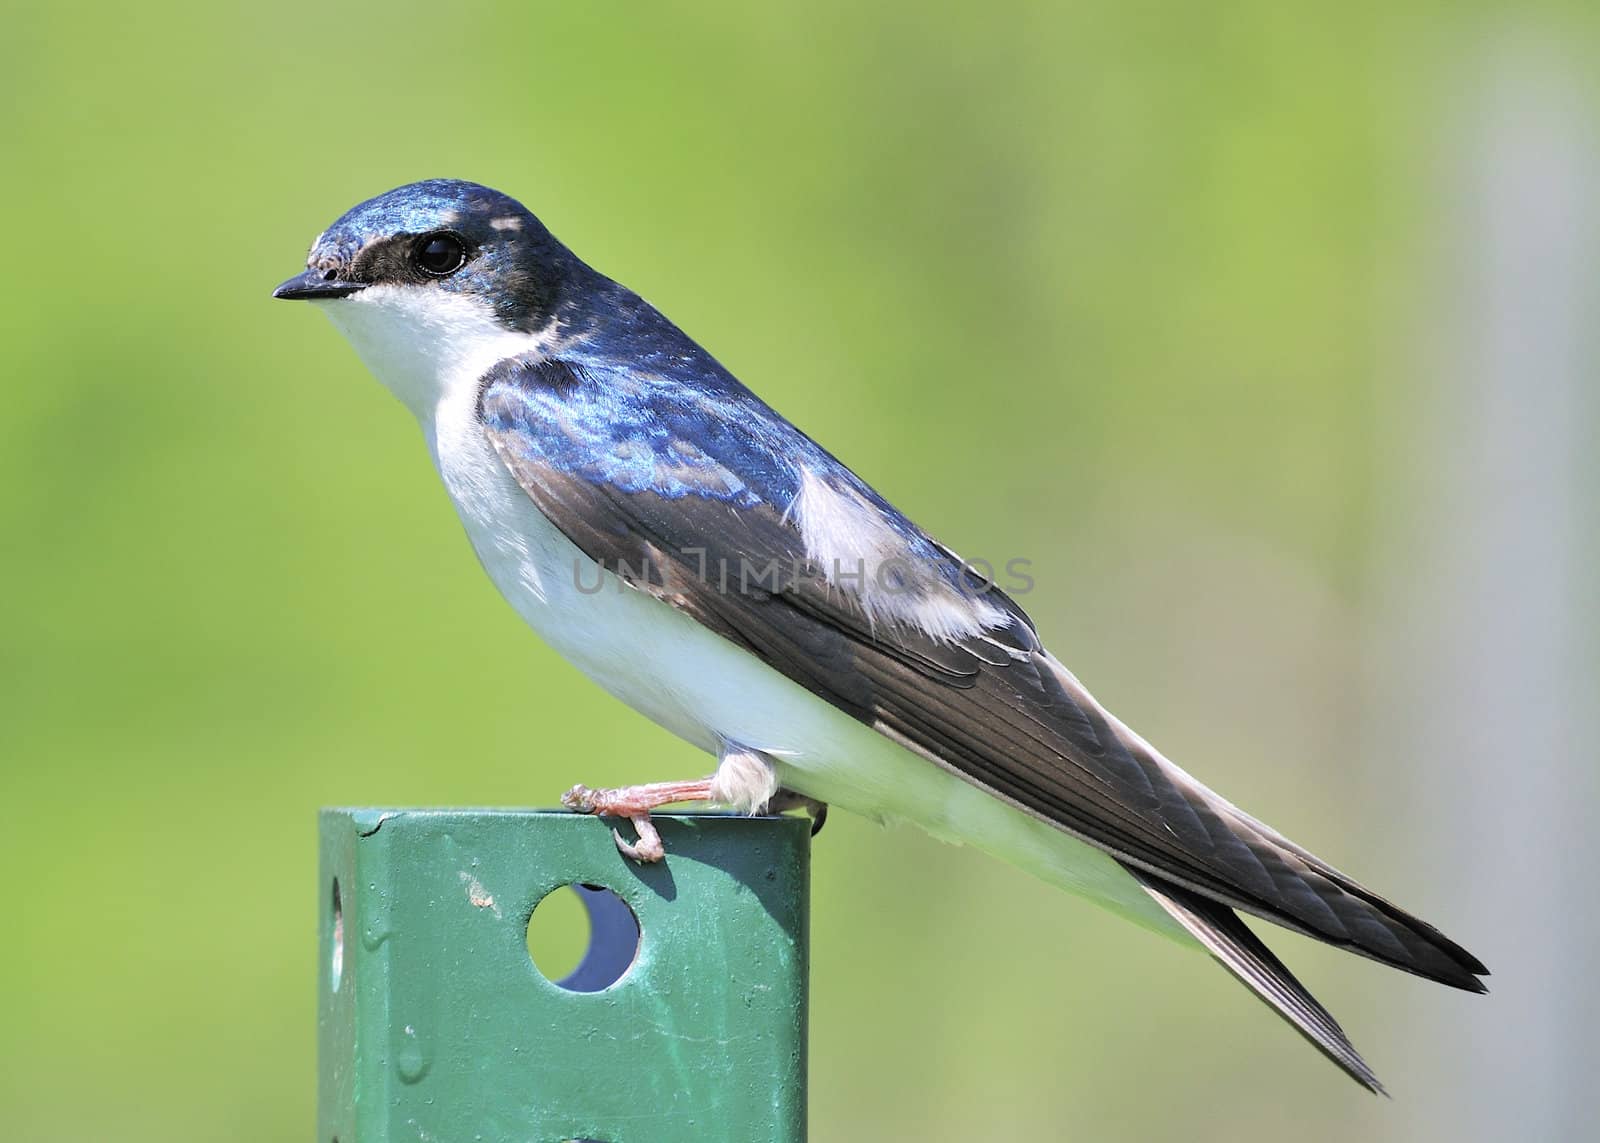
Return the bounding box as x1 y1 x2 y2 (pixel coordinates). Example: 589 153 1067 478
274 179 1486 1091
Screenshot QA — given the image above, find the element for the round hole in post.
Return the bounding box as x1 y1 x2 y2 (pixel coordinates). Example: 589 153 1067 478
330 879 344 993
526 884 639 992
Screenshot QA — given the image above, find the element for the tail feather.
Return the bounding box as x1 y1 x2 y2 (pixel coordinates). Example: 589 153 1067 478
1127 863 1387 1094
1207 798 1490 991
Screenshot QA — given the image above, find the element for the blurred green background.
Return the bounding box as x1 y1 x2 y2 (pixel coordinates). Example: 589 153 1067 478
2 2 1595 1140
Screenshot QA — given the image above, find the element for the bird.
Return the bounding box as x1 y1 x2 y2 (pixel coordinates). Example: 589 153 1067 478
274 178 1486 1091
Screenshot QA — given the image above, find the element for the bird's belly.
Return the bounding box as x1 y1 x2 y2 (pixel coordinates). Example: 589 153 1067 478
432 419 1180 936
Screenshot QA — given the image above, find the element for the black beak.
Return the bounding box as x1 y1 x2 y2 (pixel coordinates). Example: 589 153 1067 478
272 268 367 300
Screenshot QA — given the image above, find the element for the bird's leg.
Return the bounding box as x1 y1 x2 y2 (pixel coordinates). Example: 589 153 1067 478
561 778 716 862
765 787 830 836
562 743 785 863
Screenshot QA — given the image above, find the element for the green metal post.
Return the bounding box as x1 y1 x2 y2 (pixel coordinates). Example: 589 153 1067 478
318 809 810 1142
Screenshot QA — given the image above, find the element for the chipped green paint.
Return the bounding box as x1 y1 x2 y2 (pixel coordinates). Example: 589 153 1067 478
319 809 810 1142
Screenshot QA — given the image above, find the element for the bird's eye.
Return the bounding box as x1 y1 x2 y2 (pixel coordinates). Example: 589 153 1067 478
413 233 467 277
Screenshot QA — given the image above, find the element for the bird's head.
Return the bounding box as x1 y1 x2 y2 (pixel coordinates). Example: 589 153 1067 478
274 180 580 416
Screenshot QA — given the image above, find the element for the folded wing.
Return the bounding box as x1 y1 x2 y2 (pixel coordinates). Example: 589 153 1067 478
480 352 1489 1015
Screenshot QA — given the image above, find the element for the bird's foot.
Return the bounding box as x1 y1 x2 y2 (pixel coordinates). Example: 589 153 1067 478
611 817 665 863
765 787 830 836
561 778 716 863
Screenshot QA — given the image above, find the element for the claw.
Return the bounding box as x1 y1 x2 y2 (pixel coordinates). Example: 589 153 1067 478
612 818 666 863
765 788 830 836
806 802 829 837
561 783 599 813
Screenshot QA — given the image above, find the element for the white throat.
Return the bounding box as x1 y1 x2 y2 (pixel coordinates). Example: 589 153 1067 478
315 284 550 424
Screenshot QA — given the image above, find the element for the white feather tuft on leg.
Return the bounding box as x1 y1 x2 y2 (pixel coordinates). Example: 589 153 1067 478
709 744 780 814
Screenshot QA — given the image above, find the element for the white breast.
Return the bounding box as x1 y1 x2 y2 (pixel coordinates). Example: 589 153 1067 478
319 283 816 751
433 389 739 751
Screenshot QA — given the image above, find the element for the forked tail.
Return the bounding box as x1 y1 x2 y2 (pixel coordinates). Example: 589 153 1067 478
1127 864 1388 1093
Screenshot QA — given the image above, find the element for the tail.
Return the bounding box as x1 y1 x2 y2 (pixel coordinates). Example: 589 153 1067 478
1127 864 1391 1093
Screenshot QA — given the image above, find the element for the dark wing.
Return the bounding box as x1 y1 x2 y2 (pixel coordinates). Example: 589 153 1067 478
480 355 1488 1010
